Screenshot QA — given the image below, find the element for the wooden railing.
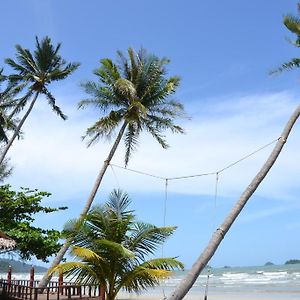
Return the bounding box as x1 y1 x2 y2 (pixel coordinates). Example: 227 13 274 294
0 279 101 300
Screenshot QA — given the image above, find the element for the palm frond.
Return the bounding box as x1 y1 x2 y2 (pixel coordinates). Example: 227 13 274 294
284 15 300 36
141 257 184 271
128 223 176 260
41 88 67 120
71 246 104 262
83 109 125 146
94 239 135 258
272 58 300 74
50 261 101 285
124 123 139 166
105 189 134 218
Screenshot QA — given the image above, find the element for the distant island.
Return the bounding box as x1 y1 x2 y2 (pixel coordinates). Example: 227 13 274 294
264 262 274 266
285 259 300 265
0 259 47 273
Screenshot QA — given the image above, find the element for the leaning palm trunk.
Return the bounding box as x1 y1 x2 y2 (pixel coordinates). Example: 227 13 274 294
167 104 300 300
38 121 128 288
0 92 39 165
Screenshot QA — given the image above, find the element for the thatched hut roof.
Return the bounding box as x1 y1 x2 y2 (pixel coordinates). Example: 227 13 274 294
0 231 16 250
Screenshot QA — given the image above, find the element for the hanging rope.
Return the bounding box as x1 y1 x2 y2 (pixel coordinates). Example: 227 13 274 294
161 179 169 300
109 164 120 189
212 172 219 229
203 268 211 300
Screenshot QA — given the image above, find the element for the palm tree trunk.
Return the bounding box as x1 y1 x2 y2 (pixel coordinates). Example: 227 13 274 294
0 92 39 165
38 121 128 289
167 104 300 300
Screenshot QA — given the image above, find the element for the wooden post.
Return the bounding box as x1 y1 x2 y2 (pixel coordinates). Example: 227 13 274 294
7 265 12 295
58 272 63 295
7 265 12 284
100 285 105 300
30 266 35 288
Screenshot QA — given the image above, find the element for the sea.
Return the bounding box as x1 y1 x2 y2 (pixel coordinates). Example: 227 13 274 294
1 264 300 299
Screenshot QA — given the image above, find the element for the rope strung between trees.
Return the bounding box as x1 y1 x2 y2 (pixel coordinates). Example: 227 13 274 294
110 137 279 182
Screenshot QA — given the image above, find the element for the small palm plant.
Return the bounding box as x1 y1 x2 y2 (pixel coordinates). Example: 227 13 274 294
0 36 79 164
51 190 184 300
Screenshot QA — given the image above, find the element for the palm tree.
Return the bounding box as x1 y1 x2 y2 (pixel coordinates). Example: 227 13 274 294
39 48 185 288
0 69 19 144
167 8 300 300
273 13 300 73
50 189 184 300
0 36 80 164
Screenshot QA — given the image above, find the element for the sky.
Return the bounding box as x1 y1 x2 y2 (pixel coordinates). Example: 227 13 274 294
1 1 300 269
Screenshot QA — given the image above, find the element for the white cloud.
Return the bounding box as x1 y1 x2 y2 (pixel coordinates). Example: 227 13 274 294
6 90 300 209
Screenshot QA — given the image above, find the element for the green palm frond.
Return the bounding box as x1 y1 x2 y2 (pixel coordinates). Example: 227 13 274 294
114 78 136 100
105 189 133 218
83 110 125 146
284 15 300 36
71 246 104 262
128 223 176 259
50 261 101 285
41 88 67 120
272 11 300 75
0 70 21 143
273 58 300 73
124 123 139 166
141 257 184 271
94 239 135 258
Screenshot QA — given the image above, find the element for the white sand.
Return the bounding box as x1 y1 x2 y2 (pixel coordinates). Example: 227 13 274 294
117 291 299 300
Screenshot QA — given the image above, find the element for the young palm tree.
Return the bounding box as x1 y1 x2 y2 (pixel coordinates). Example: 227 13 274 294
39 48 185 288
167 7 300 300
51 189 184 300
0 36 80 164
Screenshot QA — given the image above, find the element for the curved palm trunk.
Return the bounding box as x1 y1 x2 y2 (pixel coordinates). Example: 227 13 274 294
38 121 128 289
167 104 300 300
0 92 39 165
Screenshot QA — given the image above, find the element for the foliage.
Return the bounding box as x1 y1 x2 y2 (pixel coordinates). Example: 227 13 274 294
5 36 80 120
273 6 300 73
79 48 185 165
51 190 183 300
285 259 300 265
0 157 13 182
0 69 19 143
0 36 80 165
0 185 67 262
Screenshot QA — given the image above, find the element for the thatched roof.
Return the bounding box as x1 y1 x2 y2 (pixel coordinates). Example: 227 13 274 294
0 231 16 250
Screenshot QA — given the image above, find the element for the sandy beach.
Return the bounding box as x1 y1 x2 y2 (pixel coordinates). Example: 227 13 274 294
117 291 300 300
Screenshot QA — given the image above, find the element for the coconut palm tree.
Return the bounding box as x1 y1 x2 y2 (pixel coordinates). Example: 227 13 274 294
0 69 19 144
0 36 80 164
39 48 185 288
51 189 184 300
167 7 300 300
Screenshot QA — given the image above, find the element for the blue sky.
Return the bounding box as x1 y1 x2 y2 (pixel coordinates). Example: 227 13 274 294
1 1 300 269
